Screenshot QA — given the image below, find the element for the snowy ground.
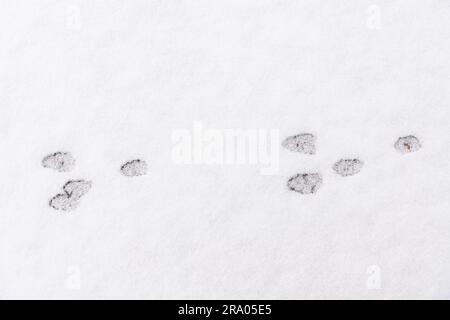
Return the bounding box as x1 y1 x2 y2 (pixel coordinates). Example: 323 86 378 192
1 0 449 299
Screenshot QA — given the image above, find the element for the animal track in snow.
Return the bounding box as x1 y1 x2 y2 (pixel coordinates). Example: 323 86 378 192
121 159 148 177
49 180 92 211
42 152 75 172
281 133 316 155
41 132 421 202
49 193 79 211
395 135 421 154
63 180 92 200
287 173 322 194
332 159 364 177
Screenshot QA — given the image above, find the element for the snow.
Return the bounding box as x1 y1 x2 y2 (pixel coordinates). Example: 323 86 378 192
1 0 449 299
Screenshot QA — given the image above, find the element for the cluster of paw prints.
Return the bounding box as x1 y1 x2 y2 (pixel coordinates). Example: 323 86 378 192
283 134 421 195
41 135 421 208
42 152 147 211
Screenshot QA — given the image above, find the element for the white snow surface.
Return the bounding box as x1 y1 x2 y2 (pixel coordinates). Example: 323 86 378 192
0 0 449 299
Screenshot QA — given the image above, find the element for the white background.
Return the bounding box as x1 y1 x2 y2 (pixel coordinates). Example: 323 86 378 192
1 0 449 299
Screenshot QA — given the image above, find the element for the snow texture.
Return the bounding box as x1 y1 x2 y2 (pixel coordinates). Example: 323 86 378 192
1 0 450 299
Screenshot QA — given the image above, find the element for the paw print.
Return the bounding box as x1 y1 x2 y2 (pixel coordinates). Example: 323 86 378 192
120 159 148 177
42 152 92 212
